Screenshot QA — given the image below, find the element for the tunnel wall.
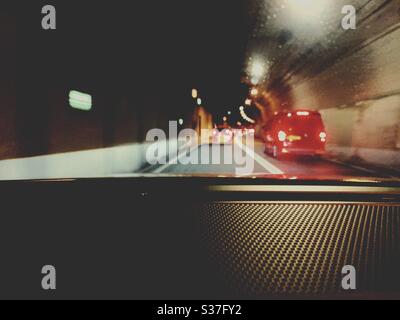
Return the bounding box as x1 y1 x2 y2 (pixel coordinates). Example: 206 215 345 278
287 25 400 169
0 139 182 180
1 83 180 161
0 13 16 160
320 95 400 169
0 10 194 162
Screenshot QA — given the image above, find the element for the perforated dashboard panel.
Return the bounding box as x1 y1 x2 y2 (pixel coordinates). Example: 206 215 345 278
1 178 400 299
200 202 400 297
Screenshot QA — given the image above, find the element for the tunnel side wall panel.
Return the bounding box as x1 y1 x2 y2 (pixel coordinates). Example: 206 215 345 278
319 95 400 168
288 26 400 168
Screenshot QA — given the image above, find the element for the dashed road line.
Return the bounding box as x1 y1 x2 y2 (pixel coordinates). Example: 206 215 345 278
236 142 284 175
153 145 200 174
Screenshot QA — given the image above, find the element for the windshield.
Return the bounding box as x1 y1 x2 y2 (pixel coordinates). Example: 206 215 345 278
1 1 400 181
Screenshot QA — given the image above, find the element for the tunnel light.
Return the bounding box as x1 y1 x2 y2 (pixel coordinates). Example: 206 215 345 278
250 88 259 96
282 0 336 41
240 107 256 124
285 0 328 22
69 90 92 111
247 57 269 85
250 60 265 79
192 89 198 99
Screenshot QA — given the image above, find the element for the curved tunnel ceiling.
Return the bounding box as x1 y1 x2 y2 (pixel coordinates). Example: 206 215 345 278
245 0 400 110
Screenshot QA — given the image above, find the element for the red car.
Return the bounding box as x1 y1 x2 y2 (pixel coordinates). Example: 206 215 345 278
264 110 327 158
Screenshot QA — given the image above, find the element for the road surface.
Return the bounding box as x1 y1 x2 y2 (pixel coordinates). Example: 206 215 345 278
144 140 388 178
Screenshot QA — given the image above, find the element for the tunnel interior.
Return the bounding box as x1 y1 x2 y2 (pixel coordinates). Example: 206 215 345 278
244 0 400 169
0 1 399 178
1 1 400 301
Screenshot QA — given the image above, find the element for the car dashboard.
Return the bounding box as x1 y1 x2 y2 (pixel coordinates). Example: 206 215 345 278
1 177 399 300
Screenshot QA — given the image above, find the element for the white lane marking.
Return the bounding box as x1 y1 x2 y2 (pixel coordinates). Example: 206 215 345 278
236 142 284 175
153 145 199 174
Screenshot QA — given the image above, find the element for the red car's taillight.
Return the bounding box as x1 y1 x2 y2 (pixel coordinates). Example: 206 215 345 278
278 131 287 142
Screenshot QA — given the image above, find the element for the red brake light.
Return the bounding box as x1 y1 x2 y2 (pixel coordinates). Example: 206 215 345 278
278 131 287 142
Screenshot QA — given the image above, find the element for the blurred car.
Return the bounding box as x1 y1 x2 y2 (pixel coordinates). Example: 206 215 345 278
264 110 327 158
211 125 234 144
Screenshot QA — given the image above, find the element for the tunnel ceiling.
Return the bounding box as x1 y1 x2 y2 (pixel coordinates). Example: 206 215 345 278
245 0 400 92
